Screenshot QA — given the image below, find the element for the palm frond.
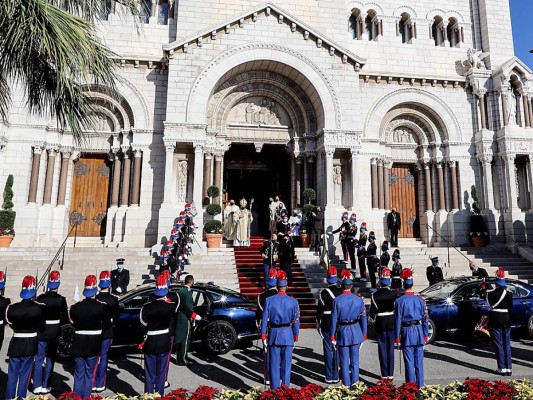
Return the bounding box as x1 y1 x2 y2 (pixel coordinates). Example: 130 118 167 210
51 0 139 24
0 72 11 124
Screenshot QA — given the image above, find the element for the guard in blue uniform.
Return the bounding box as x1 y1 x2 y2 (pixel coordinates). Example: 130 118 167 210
5 276 45 400
256 268 278 385
369 268 397 379
69 275 110 399
0 271 12 352
33 271 68 395
317 266 342 384
261 270 300 389
330 270 367 386
487 268 513 375
394 269 429 388
332 212 350 263
141 275 180 395
93 271 121 393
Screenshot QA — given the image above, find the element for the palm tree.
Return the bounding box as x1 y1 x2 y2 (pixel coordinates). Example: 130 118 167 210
0 0 138 143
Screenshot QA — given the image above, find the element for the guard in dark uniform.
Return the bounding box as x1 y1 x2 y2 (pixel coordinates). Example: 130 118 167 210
256 269 278 385
111 258 130 296
357 223 368 281
380 241 391 276
69 275 110 399
141 275 179 395
260 234 278 284
175 274 201 366
366 231 379 288
345 214 358 273
391 249 403 290
330 270 367 386
332 212 350 263
426 257 444 286
317 266 342 384
487 268 513 375
394 269 429 388
369 268 397 379
32 271 68 395
5 276 45 400
261 270 300 389
0 271 11 351
93 271 121 393
470 261 489 279
278 234 295 286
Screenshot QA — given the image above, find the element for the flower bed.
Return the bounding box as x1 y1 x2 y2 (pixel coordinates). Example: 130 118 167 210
29 379 533 400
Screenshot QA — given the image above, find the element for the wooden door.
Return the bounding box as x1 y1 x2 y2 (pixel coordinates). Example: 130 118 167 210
389 164 419 238
69 154 111 237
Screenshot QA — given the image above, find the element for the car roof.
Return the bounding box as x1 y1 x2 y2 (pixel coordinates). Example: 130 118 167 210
124 281 243 297
440 276 533 289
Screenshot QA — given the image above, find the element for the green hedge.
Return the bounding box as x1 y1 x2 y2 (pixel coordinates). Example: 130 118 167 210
204 219 222 234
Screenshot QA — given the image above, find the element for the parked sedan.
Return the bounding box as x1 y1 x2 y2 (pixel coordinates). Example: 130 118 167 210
419 276 533 344
58 282 260 357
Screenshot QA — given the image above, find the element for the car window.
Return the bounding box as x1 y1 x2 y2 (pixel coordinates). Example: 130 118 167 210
506 283 530 298
420 279 470 299
192 290 207 307
454 284 483 301
124 291 150 309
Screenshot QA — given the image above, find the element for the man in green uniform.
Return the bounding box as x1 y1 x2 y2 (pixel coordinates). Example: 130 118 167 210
175 275 201 366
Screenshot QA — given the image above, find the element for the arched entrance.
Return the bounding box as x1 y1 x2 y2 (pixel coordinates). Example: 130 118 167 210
224 143 290 236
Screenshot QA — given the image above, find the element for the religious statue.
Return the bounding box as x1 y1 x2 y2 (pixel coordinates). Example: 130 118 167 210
177 160 188 202
507 89 517 126
333 165 342 206
234 198 253 247
223 199 240 240
465 48 490 70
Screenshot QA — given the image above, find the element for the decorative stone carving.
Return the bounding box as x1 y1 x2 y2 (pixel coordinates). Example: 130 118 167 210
333 165 342 206
507 90 517 126
387 128 416 143
229 97 286 126
464 48 490 70
177 160 188 203
322 130 362 148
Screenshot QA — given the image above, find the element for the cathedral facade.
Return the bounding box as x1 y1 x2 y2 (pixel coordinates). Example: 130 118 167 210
1 0 532 250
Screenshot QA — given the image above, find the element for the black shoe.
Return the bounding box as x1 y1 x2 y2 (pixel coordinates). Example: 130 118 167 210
178 361 194 366
506 371 512 376
164 381 170 388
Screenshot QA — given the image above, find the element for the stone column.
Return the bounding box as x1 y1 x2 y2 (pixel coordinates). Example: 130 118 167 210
478 93 487 130
28 145 43 203
111 149 122 207
424 162 433 211
371 158 378 209
449 160 459 210
350 149 359 210
384 161 391 210
193 144 204 209
308 156 315 192
57 150 71 206
436 161 446 211
527 157 533 211
42 147 57 204
303 155 309 190
290 155 296 209
523 95 531 128
163 141 176 204
325 148 334 206
202 152 212 201
501 91 509 127
130 149 143 206
295 157 302 206
377 159 384 209
120 149 132 207
503 154 518 209
478 156 495 211
213 153 223 205
529 98 533 126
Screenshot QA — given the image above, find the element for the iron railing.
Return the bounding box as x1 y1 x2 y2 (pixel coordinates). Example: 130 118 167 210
426 223 472 270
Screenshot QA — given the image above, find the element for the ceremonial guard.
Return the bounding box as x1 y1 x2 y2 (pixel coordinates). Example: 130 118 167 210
380 241 391 274
256 269 278 385
33 271 68 395
391 249 403 290
426 257 444 286
261 270 300 389
310 206 324 254
470 261 489 279
366 231 379 288
69 275 110 399
93 271 121 393
175 274 202 366
330 270 367 387
260 234 278 283
369 268 397 379
487 268 513 375
0 271 11 351
5 276 45 400
332 212 350 263
317 267 342 384
346 214 358 273
278 233 295 285
140 275 179 395
111 258 130 296
357 223 368 281
394 269 429 388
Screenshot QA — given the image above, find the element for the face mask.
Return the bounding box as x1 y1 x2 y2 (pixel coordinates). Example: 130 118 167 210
118 265 124 270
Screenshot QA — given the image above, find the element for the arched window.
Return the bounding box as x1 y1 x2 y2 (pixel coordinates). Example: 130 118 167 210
431 16 445 46
447 18 461 47
98 0 112 19
349 9 362 39
139 0 151 24
365 10 381 41
157 0 169 25
398 13 414 44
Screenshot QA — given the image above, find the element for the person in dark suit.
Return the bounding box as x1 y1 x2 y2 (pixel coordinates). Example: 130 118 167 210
69 275 110 399
175 275 201 366
256 269 278 385
386 208 401 248
32 271 68 395
366 232 379 289
111 258 130 296
93 271 121 393
426 257 444 286
5 276 45 400
0 271 11 352
278 234 295 285
487 268 513 376
310 206 324 254
260 235 278 284
470 261 489 279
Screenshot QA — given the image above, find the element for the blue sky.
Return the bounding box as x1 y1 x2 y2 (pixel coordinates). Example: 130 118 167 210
510 0 533 69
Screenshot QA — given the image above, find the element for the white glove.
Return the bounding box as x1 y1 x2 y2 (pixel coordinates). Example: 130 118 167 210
331 340 337 348
116 287 122 293
194 314 202 321
262 339 268 349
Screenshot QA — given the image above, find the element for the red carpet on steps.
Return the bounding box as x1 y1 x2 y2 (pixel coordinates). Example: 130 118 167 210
234 236 316 328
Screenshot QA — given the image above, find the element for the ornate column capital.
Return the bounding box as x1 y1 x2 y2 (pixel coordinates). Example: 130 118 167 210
133 148 143 158
204 151 213 160
377 158 384 166
350 148 360 157
32 143 45 154
324 146 335 158
46 145 59 155
163 139 176 152
194 143 204 153
371 157 378 165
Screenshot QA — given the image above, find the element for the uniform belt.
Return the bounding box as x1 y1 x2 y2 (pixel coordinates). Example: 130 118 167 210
376 311 394 317
147 328 170 336
46 320 60 325
339 319 358 326
270 323 291 328
402 320 421 327
392 277 401 280
323 311 331 315
75 330 102 335
491 309 508 313
13 332 37 338
0 320 3 325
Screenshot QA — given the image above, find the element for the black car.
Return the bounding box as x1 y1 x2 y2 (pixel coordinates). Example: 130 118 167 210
59 282 260 357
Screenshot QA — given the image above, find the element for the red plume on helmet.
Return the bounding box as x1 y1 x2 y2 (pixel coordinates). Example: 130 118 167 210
84 275 97 289
99 270 111 281
268 269 278 279
276 270 287 280
156 274 168 288
327 266 338 276
162 270 170 281
381 268 391 278
49 270 60 282
22 275 36 289
400 268 413 280
340 270 351 280
0 271 4 282
496 268 505 279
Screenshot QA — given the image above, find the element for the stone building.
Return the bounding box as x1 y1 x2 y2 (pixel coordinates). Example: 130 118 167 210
1 0 532 250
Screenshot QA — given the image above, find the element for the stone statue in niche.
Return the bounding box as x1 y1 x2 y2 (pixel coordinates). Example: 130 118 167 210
333 165 342 206
389 128 415 143
177 160 188 202
243 98 280 125
507 90 517 126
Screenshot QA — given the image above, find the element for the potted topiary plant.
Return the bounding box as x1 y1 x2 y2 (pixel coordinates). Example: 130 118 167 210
300 188 316 248
204 220 223 248
0 175 16 247
469 185 487 247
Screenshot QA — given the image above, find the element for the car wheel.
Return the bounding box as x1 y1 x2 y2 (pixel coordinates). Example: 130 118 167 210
426 318 437 344
204 320 237 355
528 314 533 339
57 324 75 359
